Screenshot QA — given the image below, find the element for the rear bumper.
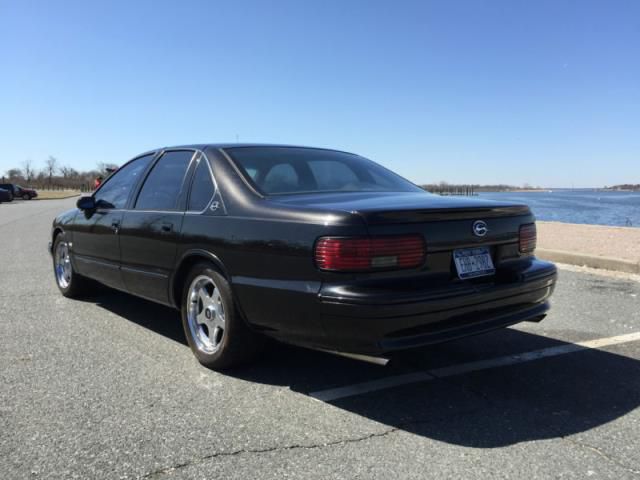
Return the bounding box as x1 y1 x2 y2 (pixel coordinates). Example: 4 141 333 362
316 259 557 355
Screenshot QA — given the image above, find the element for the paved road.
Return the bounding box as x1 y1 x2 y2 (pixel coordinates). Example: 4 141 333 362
1 198 639 479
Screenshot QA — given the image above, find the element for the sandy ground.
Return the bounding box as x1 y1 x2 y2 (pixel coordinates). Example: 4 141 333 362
538 221 640 263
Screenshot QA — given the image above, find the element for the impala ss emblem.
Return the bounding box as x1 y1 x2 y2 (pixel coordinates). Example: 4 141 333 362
472 220 488 237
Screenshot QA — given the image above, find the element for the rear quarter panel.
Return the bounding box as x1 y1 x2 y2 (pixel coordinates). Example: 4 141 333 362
177 211 367 344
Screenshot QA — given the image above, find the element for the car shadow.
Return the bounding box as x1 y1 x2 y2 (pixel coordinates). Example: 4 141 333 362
84 288 640 449
81 287 188 346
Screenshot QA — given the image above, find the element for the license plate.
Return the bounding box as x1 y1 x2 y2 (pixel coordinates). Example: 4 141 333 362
453 247 495 279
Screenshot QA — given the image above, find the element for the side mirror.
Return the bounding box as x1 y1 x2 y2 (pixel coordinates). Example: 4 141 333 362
76 196 96 211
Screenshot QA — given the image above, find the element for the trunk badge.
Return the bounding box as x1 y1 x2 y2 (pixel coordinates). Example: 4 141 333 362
473 220 488 237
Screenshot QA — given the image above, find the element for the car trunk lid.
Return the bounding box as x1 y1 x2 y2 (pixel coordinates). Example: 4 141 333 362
272 191 533 279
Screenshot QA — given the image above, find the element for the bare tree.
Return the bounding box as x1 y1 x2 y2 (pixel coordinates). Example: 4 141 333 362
45 156 58 186
60 165 78 179
22 159 35 183
97 162 119 175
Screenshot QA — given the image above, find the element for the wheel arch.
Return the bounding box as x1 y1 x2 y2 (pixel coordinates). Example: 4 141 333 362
52 226 65 244
170 250 231 309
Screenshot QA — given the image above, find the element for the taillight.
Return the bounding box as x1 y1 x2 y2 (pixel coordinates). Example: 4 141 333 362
314 235 426 272
519 223 537 254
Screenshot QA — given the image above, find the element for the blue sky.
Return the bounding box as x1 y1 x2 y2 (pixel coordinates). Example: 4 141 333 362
1 0 638 187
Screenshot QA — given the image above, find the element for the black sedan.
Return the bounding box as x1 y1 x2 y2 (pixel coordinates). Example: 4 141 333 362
49 144 557 369
0 187 11 203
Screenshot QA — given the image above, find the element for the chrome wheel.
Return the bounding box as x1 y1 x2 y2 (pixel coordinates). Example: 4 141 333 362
187 275 226 354
55 241 72 289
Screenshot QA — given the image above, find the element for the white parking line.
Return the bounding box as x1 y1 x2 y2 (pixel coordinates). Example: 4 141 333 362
309 331 640 402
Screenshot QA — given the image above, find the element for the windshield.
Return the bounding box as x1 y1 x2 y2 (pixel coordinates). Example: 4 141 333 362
225 147 423 196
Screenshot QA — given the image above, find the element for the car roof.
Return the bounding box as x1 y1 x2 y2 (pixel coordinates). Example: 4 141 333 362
150 143 357 156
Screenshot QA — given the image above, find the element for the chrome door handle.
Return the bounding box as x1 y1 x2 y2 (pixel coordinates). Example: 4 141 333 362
111 221 120 234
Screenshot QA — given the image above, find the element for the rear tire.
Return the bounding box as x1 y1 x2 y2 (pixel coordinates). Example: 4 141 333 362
181 262 264 370
52 233 95 298
22 194 29 200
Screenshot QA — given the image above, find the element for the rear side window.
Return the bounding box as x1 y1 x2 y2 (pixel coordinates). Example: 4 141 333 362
135 151 193 210
95 154 154 209
188 158 215 211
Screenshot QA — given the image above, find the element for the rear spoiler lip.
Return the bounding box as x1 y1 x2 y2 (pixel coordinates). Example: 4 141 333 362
356 205 532 225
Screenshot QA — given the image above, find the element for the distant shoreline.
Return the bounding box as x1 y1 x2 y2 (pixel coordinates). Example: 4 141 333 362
602 183 640 191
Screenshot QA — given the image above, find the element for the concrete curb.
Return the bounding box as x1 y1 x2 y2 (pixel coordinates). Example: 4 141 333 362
537 248 640 274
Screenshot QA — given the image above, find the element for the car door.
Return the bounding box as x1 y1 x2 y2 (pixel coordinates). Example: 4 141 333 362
118 150 196 305
71 154 155 290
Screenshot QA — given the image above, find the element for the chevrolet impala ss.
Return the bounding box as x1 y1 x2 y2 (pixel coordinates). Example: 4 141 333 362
50 145 557 369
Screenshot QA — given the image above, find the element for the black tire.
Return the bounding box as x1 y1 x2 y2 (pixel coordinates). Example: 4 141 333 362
22 194 29 200
7 193 13 202
181 262 264 370
52 233 95 298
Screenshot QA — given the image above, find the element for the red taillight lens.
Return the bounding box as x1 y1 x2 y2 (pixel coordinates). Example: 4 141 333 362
314 235 426 272
519 223 537 254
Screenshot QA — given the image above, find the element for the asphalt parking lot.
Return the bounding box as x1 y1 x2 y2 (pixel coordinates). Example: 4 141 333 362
1 198 639 479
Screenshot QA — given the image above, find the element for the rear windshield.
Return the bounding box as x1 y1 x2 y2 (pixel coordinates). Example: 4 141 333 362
225 147 422 196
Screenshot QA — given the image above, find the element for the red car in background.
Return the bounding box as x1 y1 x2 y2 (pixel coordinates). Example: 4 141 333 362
15 185 38 200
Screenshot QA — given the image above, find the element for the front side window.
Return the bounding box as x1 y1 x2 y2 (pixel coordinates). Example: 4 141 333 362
95 154 154 209
188 157 215 211
225 147 423 196
135 150 194 210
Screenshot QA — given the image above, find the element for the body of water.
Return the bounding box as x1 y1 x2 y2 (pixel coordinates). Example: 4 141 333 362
477 190 640 228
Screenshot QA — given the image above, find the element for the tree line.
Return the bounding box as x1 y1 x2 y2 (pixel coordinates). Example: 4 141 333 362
2 156 118 191
604 184 640 191
421 181 543 195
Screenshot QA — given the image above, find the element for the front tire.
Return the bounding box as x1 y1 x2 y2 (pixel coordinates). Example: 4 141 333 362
181 263 263 370
22 194 30 200
52 234 94 297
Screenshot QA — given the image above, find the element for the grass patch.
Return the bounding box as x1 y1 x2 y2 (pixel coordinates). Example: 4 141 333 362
36 190 82 200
